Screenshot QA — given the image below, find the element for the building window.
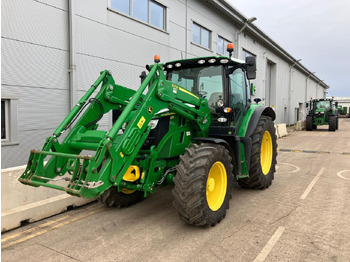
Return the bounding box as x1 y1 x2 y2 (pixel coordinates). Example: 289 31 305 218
111 0 166 30
1 98 19 145
1 99 9 141
242 49 256 60
218 36 230 57
192 23 210 49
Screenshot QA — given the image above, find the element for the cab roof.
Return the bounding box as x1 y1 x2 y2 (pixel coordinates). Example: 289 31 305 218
163 56 245 71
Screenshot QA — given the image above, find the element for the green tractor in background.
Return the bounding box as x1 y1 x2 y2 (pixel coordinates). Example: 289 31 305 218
19 44 277 226
337 105 349 118
306 98 338 131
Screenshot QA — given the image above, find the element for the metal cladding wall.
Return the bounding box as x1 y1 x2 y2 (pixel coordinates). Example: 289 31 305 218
239 30 326 124
1 0 327 168
2 0 69 168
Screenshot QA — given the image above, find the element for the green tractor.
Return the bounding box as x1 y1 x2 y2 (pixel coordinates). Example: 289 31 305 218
306 98 338 131
19 44 277 226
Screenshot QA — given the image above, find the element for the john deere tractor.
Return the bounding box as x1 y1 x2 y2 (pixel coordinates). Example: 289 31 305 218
306 98 338 131
19 44 277 226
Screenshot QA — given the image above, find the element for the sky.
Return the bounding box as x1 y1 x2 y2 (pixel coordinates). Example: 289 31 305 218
227 0 350 97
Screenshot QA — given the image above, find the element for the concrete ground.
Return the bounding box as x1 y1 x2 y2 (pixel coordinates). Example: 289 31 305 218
2 118 350 262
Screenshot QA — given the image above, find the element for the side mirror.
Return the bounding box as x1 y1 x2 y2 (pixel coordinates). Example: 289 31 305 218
245 56 256 80
254 98 261 104
306 102 309 108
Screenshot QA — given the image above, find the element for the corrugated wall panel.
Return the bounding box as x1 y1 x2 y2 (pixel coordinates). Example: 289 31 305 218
2 0 68 50
2 129 62 168
2 86 69 132
34 0 68 11
75 53 144 92
76 14 172 67
1 0 69 168
1 39 69 89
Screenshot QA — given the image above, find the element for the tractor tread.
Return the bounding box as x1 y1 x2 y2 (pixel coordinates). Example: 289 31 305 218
306 115 313 131
98 186 144 208
329 115 336 131
172 143 233 226
237 115 277 189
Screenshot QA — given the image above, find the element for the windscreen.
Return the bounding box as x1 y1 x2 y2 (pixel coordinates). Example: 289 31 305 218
167 66 224 115
315 101 331 111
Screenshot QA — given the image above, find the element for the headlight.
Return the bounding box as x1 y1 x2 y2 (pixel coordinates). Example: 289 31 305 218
216 99 224 107
217 117 227 123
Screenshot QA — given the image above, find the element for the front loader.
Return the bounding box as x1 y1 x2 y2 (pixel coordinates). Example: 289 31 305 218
19 44 277 226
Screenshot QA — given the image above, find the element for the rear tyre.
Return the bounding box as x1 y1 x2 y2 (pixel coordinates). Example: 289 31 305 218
306 115 313 131
329 116 336 131
238 115 277 189
98 186 144 207
172 143 233 226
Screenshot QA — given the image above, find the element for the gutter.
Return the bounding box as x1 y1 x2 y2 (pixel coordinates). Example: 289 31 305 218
68 0 76 111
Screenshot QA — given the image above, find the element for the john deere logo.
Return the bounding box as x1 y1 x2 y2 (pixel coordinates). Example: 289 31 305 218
147 106 153 114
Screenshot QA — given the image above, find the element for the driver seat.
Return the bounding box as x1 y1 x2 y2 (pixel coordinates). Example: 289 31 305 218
208 92 223 108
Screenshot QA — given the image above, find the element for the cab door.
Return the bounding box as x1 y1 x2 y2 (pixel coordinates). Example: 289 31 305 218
228 67 247 129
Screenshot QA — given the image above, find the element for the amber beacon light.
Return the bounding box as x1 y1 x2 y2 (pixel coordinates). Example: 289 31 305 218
227 43 234 59
154 55 160 63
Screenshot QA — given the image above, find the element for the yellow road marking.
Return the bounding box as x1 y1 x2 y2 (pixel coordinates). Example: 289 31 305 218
1 215 69 243
2 208 103 249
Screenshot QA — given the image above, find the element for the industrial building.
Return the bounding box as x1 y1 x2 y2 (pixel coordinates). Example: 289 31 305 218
1 0 329 168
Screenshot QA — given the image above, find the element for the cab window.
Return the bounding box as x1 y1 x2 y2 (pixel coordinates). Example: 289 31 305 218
229 68 246 125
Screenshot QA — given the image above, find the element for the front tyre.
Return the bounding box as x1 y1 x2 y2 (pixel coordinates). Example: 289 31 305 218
329 115 336 131
238 115 277 189
306 115 313 131
172 143 233 226
98 186 144 207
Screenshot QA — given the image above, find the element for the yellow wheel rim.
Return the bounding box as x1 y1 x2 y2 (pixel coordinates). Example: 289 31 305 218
260 131 273 175
206 161 227 211
121 188 136 194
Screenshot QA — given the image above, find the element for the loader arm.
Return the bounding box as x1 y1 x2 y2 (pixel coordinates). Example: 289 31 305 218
19 63 211 198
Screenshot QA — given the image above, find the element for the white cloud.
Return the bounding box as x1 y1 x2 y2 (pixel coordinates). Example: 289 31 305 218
227 0 350 96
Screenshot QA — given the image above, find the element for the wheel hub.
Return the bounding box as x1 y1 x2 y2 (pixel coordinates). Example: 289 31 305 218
207 178 215 192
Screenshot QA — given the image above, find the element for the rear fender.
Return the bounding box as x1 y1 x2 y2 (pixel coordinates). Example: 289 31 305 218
241 105 276 138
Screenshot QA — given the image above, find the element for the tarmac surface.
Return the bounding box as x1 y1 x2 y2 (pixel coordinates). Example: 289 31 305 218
2 118 350 262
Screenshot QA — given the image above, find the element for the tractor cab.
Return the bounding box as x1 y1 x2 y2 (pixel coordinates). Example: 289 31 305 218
164 53 256 134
